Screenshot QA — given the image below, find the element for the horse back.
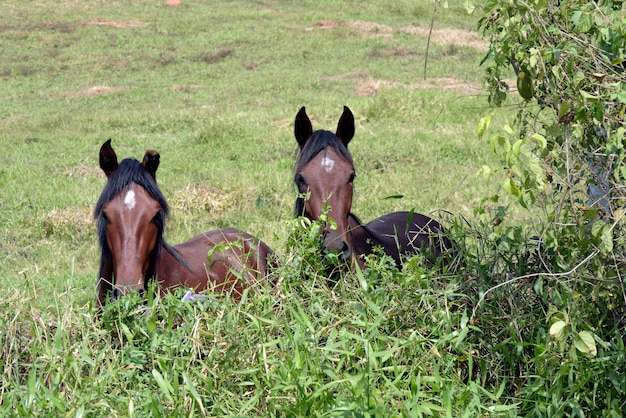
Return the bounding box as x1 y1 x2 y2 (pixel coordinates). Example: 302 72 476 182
156 228 274 298
363 211 454 267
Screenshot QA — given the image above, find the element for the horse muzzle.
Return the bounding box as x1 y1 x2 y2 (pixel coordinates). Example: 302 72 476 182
323 234 351 262
112 283 146 300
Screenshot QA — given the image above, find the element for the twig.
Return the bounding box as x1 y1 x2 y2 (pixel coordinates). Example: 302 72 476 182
424 0 438 81
470 249 599 322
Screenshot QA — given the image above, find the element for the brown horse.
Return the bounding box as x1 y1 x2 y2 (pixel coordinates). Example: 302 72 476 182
294 106 454 271
94 139 274 308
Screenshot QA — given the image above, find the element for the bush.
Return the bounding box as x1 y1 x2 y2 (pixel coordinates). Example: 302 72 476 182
464 0 626 414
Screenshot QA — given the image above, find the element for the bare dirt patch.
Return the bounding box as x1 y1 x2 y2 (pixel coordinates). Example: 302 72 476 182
347 20 393 39
172 84 203 92
417 76 483 94
194 49 234 64
43 206 93 239
355 79 402 96
353 74 482 96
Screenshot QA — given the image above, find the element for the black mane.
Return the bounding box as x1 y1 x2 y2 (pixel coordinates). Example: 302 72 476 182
295 130 354 217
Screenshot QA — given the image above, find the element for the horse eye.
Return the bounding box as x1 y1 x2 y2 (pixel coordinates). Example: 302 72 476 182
100 212 109 223
151 213 161 224
295 173 307 187
349 172 356 183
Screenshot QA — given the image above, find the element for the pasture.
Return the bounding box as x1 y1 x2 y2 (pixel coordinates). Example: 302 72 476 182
3 0 622 416
0 0 500 292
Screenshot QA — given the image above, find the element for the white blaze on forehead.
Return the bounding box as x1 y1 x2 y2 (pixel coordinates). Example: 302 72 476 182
124 190 136 210
320 155 335 173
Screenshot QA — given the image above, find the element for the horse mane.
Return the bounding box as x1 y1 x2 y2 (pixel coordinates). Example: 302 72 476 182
94 158 187 277
294 130 354 216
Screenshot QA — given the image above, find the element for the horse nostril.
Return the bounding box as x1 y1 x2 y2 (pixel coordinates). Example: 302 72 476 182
112 288 122 301
339 241 351 261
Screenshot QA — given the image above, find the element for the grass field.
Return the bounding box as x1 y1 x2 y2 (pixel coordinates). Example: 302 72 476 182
1 0 506 300
5 1 622 416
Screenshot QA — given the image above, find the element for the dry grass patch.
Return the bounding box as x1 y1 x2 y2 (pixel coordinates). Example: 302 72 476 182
83 85 122 97
313 20 487 50
61 158 103 179
170 184 235 216
82 20 149 28
43 206 93 239
401 26 489 51
354 74 481 96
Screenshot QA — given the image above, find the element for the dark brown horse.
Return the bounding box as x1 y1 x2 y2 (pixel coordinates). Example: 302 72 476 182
294 106 454 271
94 139 274 308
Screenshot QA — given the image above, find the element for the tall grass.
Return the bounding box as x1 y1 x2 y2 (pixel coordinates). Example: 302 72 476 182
1 216 509 417
4 213 623 415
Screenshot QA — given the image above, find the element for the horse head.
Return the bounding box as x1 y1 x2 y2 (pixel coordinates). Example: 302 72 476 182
95 139 167 301
294 106 356 263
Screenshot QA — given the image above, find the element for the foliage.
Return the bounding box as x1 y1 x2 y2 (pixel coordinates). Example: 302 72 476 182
469 0 626 415
475 0 626 249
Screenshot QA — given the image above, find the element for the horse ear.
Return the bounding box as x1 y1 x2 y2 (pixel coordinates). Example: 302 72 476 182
294 106 313 149
142 150 160 179
336 106 355 147
99 139 118 178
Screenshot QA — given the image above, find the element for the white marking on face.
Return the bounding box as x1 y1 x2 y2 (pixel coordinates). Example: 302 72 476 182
124 190 136 210
321 156 335 173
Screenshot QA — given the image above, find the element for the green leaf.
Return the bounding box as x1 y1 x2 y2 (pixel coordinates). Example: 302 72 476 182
152 369 174 402
183 372 206 414
477 115 491 139
478 164 492 180
574 12 593 32
574 331 597 357
531 133 547 150
517 71 534 100
557 101 571 118
580 90 599 101
464 0 476 14
455 326 469 348
549 320 567 339
355 262 367 291
572 71 586 88
491 134 511 154
511 139 523 158
503 177 519 197
591 219 614 253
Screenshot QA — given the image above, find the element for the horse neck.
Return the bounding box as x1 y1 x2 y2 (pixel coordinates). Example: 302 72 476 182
347 213 379 268
155 241 193 281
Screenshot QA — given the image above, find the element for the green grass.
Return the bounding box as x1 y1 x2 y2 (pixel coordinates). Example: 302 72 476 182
2 1 624 416
0 0 504 289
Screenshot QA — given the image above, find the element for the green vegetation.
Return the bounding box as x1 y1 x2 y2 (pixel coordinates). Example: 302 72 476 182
1 0 624 416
